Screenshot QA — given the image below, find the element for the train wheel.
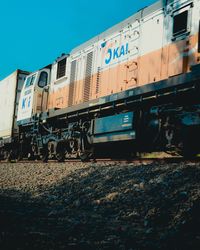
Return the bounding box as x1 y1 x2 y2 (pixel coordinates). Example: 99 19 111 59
79 144 94 162
27 153 35 161
79 150 92 162
3 150 10 161
56 152 65 162
26 145 37 161
40 145 48 163
79 135 93 162
17 153 23 161
56 143 66 162
65 140 79 159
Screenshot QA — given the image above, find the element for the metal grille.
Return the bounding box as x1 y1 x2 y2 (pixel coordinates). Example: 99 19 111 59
83 51 93 102
57 58 66 79
68 60 77 107
96 67 101 94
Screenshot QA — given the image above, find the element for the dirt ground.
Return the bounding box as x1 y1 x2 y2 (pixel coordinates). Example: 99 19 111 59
0 161 200 250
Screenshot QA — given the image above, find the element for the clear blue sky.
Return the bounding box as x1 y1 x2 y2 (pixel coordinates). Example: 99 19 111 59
0 0 156 80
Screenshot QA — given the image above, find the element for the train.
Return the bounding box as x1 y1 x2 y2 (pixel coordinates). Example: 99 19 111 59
1 0 200 161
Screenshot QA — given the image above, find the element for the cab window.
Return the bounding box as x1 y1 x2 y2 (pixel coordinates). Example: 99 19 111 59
25 74 36 88
173 10 188 37
57 58 66 79
38 71 48 88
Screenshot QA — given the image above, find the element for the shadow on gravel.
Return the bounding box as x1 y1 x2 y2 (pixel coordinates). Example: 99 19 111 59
1 163 200 249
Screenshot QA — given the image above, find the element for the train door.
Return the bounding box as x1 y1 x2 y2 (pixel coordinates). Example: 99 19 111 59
168 2 193 76
139 10 164 85
33 69 50 113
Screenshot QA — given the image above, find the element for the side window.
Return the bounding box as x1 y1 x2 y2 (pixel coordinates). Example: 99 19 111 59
56 58 66 79
173 10 188 37
38 71 48 88
172 3 193 41
25 74 36 88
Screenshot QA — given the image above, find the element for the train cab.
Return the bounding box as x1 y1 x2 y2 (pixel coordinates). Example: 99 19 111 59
17 67 51 124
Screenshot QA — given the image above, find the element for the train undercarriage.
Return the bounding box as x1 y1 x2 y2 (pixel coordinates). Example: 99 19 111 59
1 109 200 162
23 102 200 162
1 91 200 162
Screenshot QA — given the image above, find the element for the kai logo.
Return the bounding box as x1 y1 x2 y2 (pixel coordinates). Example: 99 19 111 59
105 43 129 65
22 96 31 109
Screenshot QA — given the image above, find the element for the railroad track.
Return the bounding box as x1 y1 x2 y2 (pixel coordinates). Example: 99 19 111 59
0 155 200 164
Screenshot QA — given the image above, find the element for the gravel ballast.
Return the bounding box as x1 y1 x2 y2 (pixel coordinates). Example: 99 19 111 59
0 161 200 249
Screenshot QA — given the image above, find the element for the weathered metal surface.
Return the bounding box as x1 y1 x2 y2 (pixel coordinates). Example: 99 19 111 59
0 70 28 139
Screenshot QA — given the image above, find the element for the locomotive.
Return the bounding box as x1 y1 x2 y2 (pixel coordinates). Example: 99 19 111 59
1 0 200 161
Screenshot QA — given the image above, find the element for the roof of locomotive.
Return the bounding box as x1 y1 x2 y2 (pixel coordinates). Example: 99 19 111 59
71 0 168 54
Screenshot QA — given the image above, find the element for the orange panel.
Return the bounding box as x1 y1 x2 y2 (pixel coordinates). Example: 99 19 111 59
100 67 110 97
160 46 169 80
48 86 69 109
168 39 186 76
74 79 84 105
108 64 119 95
117 63 127 92
139 48 162 85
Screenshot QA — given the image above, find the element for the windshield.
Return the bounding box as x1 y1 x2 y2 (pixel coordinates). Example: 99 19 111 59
25 74 36 88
